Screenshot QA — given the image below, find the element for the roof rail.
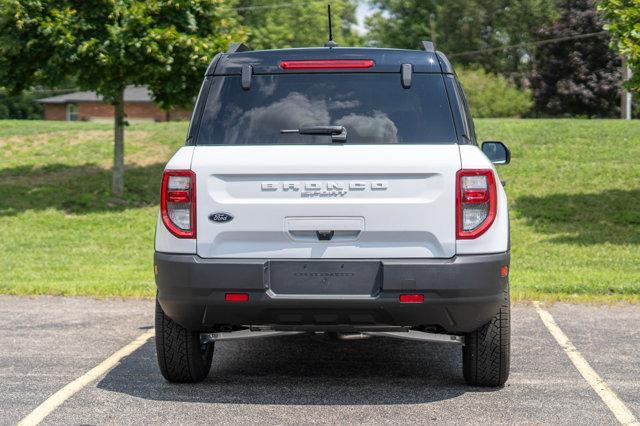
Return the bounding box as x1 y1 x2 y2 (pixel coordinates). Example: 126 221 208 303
227 43 250 54
421 40 435 52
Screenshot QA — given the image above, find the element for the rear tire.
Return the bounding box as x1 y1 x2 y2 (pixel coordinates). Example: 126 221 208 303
155 299 213 383
462 285 510 387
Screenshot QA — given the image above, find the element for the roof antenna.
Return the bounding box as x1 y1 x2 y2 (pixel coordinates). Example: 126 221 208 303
324 4 338 48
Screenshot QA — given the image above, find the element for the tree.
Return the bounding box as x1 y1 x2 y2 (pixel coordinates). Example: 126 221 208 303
237 0 363 50
529 0 622 117
366 0 557 73
0 0 246 196
599 0 640 92
365 0 438 49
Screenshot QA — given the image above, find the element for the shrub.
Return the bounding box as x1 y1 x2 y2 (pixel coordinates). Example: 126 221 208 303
531 0 621 118
0 91 43 119
457 68 533 118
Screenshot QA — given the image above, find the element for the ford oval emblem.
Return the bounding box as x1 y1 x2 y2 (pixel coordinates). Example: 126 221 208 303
209 212 234 223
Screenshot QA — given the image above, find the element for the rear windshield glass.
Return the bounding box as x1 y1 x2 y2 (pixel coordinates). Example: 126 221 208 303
196 73 456 145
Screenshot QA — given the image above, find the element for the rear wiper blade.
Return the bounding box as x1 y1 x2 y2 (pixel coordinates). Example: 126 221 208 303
281 125 347 142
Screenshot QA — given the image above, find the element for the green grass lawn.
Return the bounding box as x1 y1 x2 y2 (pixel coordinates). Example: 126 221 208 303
0 119 638 301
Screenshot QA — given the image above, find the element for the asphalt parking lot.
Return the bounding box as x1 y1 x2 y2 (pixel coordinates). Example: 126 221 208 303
1 296 638 425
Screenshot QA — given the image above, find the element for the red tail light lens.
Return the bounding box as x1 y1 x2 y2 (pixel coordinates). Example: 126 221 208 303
280 59 375 69
161 170 196 238
456 169 496 239
167 190 190 203
462 189 489 203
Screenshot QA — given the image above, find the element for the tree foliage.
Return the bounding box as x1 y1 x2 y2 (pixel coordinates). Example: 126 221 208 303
366 0 557 73
237 0 362 50
529 0 621 117
458 68 533 117
0 0 245 106
599 0 640 92
0 0 246 195
365 0 438 49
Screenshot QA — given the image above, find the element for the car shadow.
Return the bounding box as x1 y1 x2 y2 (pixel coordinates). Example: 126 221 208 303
97 334 491 405
0 162 165 216
512 189 640 245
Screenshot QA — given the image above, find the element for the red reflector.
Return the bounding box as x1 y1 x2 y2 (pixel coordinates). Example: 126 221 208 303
280 59 375 69
225 293 249 302
167 190 190 203
500 266 509 277
399 294 424 303
462 189 489 203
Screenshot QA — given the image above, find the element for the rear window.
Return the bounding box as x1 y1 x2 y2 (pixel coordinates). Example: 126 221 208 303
196 73 456 145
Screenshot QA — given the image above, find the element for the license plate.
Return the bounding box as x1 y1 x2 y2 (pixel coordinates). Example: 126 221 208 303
268 260 382 296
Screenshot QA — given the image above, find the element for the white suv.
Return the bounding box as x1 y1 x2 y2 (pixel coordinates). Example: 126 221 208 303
154 42 512 386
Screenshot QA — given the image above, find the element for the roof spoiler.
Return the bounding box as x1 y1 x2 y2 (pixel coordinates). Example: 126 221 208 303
421 40 453 74
421 40 435 52
227 43 250 54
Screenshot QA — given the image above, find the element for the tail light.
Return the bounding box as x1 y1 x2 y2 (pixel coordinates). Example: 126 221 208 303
161 170 196 238
456 169 496 239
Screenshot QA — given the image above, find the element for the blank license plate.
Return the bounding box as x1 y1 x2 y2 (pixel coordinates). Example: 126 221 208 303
268 261 382 296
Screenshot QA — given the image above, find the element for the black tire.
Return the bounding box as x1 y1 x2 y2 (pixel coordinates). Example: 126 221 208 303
463 286 510 387
155 299 213 383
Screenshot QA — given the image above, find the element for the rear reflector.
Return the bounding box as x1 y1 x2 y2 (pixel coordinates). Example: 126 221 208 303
280 59 375 70
399 294 424 303
500 266 509 277
225 293 249 302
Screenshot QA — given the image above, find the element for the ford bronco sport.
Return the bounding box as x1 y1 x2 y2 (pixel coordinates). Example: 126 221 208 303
154 41 512 387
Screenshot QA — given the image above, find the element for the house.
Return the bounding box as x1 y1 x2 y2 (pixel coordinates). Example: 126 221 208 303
37 86 191 122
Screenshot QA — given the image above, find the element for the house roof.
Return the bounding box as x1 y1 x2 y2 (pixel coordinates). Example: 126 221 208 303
37 86 153 104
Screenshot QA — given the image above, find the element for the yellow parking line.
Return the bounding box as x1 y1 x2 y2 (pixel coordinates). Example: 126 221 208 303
17 330 155 426
534 302 639 425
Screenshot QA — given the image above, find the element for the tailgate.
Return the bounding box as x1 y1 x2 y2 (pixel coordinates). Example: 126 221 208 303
192 144 460 258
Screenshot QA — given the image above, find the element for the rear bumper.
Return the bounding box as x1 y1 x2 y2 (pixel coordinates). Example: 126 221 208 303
155 252 509 333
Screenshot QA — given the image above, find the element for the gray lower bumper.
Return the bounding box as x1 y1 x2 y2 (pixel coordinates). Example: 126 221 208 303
155 252 509 333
